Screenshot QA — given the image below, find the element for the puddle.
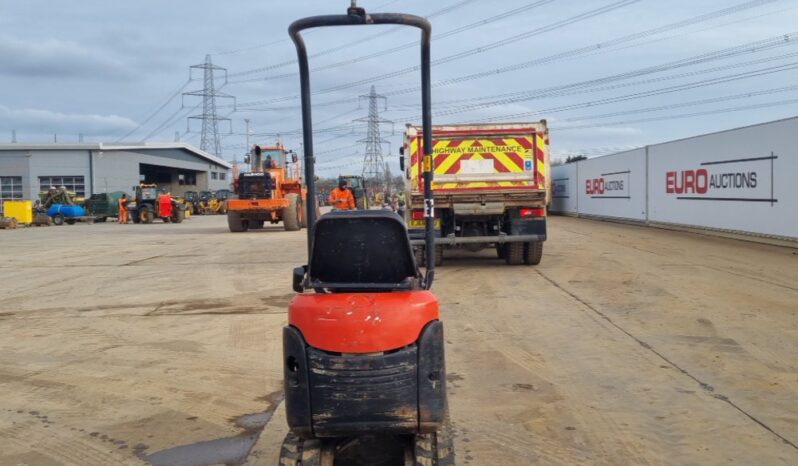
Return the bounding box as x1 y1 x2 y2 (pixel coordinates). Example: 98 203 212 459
146 433 259 466
143 391 283 466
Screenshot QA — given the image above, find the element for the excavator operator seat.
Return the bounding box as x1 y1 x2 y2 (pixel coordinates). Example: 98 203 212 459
307 210 421 292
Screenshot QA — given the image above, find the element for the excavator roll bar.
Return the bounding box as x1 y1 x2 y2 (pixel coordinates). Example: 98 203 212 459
289 1 436 288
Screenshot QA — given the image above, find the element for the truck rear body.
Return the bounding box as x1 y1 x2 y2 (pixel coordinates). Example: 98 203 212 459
404 122 550 264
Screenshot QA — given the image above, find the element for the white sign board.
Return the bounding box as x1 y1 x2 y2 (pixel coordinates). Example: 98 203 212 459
551 163 577 214
576 148 647 221
648 118 798 238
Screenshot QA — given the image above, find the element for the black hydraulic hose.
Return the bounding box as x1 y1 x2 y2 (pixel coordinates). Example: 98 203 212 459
288 6 435 288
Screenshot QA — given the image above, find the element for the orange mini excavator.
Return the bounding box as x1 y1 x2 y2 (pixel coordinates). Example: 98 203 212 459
279 2 452 464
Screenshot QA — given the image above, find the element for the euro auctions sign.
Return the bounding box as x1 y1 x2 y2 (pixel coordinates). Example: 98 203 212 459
664 154 778 204
585 170 631 198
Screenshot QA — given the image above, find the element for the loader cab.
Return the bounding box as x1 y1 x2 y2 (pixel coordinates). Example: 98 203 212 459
215 189 232 201
135 184 160 202
237 172 274 200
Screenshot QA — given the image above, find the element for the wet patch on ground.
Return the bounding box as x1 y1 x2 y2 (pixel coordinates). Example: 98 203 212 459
141 390 284 466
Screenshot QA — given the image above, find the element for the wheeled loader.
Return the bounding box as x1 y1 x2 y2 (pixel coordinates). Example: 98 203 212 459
279 3 452 464
226 144 309 232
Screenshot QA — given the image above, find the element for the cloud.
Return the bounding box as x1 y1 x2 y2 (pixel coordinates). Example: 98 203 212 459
0 105 137 135
0 35 129 79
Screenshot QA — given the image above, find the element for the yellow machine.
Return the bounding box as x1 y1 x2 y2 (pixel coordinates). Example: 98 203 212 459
198 191 227 215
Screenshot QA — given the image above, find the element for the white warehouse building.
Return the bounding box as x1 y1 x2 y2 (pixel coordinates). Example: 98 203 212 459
0 143 232 212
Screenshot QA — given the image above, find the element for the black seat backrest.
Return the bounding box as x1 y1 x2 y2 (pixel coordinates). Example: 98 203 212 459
308 210 420 291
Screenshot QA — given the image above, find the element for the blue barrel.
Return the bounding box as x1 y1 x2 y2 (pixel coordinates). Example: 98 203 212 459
47 204 85 217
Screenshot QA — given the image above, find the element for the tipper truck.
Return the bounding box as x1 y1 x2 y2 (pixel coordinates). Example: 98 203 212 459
401 121 551 266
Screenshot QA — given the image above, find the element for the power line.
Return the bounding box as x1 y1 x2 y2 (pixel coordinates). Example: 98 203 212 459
212 0 405 58
470 60 798 122
430 34 798 116
554 95 798 131
377 32 798 122
143 105 193 141
238 34 798 147
557 83 798 124
227 0 557 85
266 1 793 115
116 78 192 142
228 0 640 108
361 0 787 108
313 0 641 96
227 0 478 79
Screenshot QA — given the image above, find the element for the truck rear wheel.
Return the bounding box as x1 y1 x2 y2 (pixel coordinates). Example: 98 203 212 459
505 242 524 265
524 241 543 265
284 193 301 231
414 247 425 267
435 246 444 267
227 213 247 232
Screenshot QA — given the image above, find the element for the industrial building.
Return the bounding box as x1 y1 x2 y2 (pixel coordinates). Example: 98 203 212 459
0 143 231 213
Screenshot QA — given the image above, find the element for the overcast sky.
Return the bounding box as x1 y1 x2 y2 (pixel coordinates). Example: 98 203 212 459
2 0 798 176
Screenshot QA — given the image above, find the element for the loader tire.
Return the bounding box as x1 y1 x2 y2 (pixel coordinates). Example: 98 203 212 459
284 193 301 232
140 208 154 224
413 426 455 466
524 241 543 265
279 432 330 466
172 208 185 224
505 242 524 265
227 213 247 233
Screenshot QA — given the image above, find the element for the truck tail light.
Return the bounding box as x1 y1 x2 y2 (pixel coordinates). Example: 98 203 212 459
520 207 545 218
411 210 424 220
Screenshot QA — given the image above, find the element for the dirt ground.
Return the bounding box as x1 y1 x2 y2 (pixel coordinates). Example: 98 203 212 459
0 215 796 465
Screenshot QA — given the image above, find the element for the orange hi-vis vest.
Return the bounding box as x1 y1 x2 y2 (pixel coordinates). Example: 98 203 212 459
328 187 355 210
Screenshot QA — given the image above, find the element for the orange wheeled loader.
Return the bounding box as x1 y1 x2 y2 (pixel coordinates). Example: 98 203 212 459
226 144 310 232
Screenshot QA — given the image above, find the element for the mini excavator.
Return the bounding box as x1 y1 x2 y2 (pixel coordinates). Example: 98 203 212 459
278 2 452 464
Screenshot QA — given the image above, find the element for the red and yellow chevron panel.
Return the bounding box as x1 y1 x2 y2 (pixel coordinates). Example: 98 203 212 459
411 134 546 192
